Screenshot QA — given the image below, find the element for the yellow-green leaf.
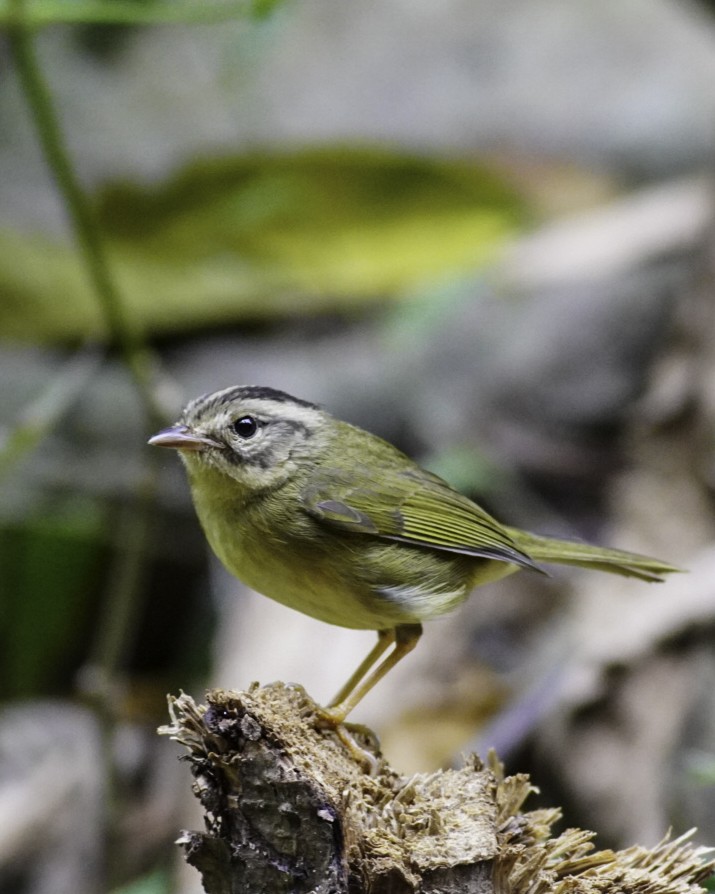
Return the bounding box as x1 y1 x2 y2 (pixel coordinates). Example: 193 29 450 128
1 147 528 342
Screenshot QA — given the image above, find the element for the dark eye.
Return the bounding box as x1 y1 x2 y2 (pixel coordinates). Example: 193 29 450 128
232 415 258 439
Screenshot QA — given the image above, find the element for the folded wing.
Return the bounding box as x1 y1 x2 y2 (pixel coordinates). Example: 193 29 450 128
301 466 541 573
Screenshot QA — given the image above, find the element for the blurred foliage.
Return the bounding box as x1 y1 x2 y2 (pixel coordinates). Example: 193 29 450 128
0 496 107 698
686 751 715 787
0 148 527 342
110 868 171 894
0 0 284 27
0 491 214 701
422 444 506 497
0 347 101 479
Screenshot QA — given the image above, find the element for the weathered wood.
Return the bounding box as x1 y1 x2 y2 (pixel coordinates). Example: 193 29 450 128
161 685 714 894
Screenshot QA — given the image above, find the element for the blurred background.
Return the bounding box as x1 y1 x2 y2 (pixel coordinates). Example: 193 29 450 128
2 0 715 892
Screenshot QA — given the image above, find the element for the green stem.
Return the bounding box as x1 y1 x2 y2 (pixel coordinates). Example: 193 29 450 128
7 5 164 427
88 482 155 686
0 346 103 480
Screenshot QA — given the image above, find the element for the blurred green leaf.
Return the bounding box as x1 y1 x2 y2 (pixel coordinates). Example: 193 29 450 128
1 148 527 342
110 868 170 894
0 0 282 27
423 444 505 496
380 275 485 349
0 498 107 698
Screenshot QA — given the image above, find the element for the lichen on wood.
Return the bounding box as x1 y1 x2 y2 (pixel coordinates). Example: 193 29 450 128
160 685 714 894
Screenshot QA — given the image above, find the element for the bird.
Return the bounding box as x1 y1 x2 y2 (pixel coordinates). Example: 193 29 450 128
149 385 679 723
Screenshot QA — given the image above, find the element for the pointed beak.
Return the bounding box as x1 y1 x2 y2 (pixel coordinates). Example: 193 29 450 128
148 425 223 451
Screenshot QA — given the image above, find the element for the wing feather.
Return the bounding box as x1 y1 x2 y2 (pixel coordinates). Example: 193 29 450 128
302 465 541 573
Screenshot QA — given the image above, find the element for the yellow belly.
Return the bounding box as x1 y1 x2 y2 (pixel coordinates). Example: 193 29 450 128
196 493 517 630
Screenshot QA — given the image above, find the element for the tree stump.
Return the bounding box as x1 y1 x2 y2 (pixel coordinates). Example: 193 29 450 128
161 684 713 894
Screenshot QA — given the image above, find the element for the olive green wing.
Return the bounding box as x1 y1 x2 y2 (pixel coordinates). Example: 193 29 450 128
301 466 541 572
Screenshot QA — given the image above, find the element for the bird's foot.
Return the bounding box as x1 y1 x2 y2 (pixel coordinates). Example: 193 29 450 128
313 706 382 774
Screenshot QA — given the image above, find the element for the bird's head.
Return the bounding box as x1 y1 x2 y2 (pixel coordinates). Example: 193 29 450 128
149 385 328 494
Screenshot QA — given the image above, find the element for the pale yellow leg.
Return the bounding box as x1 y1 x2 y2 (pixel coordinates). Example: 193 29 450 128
328 629 395 708
321 623 423 725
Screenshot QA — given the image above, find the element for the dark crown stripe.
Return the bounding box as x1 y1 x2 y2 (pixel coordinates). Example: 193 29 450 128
213 385 318 410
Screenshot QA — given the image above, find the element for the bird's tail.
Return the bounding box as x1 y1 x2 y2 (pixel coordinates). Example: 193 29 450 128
507 528 682 583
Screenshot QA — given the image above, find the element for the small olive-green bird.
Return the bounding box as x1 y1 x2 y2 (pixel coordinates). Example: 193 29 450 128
149 385 678 723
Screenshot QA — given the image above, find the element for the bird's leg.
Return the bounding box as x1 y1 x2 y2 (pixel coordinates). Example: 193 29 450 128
328 628 395 709
320 623 423 725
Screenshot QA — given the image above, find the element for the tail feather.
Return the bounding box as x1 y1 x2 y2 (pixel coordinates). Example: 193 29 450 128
507 528 682 583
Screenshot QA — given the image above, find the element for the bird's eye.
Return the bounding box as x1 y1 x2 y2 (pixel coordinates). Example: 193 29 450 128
232 415 258 439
